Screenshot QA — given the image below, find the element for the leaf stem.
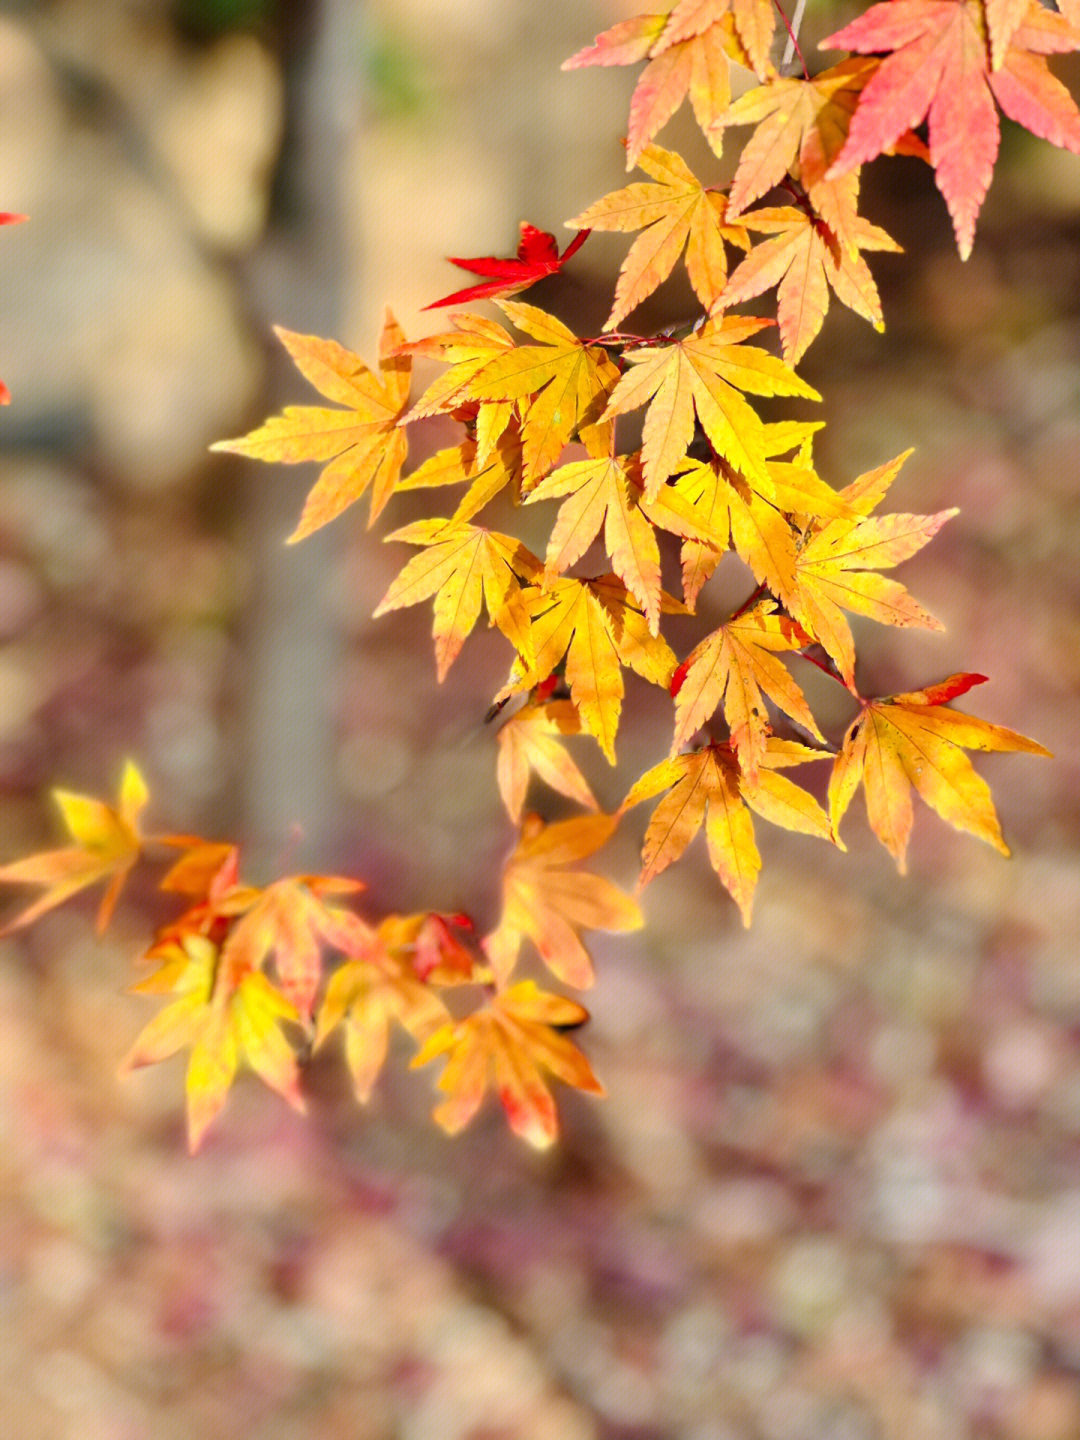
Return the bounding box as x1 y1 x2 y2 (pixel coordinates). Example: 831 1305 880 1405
776 0 809 78
731 581 768 621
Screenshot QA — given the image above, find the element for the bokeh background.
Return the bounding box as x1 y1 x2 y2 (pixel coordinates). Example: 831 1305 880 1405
2 2 1080 1436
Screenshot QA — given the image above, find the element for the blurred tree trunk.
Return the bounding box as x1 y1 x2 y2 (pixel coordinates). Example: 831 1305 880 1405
240 0 361 874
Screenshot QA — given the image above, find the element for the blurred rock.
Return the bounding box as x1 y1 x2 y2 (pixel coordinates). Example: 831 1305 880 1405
149 35 283 253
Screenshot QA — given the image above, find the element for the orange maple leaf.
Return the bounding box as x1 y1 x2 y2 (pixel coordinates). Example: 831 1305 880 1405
411 979 605 1148
566 143 749 328
711 59 930 218
0 760 148 934
721 195 901 364
314 920 453 1103
217 875 369 1024
211 311 411 536
822 0 1080 258
621 738 836 924
564 2 776 166
829 672 1050 870
484 812 643 988
495 698 599 824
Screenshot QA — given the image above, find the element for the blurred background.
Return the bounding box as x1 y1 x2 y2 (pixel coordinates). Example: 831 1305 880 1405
2 1 1080 1436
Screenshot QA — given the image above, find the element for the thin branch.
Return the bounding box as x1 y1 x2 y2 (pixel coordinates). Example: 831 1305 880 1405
777 0 809 77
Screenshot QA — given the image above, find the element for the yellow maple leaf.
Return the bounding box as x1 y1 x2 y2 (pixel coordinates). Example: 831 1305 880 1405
829 673 1050 871
621 738 835 924
123 934 305 1153
374 518 542 680
496 576 680 762
0 760 148 934
567 142 749 328
789 450 956 687
495 698 599 824
484 812 643 988
671 422 846 610
602 315 820 499
670 600 824 782
461 301 619 488
211 311 410 537
525 453 663 631
400 311 518 457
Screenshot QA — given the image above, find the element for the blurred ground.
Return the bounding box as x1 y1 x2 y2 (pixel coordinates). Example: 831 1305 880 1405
1 2 1080 1437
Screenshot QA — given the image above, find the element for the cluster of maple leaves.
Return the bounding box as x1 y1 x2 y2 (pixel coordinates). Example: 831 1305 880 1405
2 0 1068 1151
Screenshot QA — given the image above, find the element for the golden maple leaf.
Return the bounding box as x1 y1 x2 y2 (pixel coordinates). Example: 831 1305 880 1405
211 311 411 536
829 672 1050 870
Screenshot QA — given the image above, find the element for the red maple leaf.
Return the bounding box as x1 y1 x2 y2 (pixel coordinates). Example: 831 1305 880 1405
423 223 590 309
822 0 1080 258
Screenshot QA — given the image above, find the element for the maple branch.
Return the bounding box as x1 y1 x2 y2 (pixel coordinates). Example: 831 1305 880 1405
796 645 856 695
730 581 769 622
583 330 671 348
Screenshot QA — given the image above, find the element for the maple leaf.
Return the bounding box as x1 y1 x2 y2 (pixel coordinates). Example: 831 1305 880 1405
495 575 680 761
450 423 526 521
822 0 1080 259
669 420 815 607
374 518 542 680
713 59 881 216
788 450 957 687
673 458 782 610
670 600 824 782
122 934 305 1152
564 2 776 166
621 738 835 923
484 812 643 988
411 979 604 1148
524 452 664 630
158 840 241 901
423 222 590 309
0 760 148 934
314 922 452 1103
602 315 820 499
496 698 600 824
829 672 1050 870
211 312 411 536
461 301 620 488
395 425 526 525
566 143 749 328
218 875 369 1024
380 910 479 985
721 196 901 364
671 427 851 611
400 312 517 440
